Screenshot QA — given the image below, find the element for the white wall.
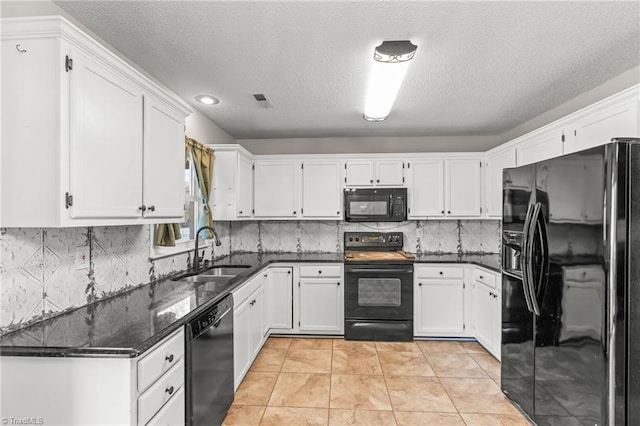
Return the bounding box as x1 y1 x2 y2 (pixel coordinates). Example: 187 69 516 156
498 66 640 144
186 110 235 145
238 136 498 155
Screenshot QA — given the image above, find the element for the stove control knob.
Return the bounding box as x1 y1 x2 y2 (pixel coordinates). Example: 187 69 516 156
355 237 360 242
348 237 353 242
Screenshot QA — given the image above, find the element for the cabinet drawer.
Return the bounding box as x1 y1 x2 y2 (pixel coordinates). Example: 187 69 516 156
146 386 185 426
415 266 464 279
473 269 496 288
563 266 604 283
299 265 342 278
138 330 184 393
233 274 264 305
138 359 184 425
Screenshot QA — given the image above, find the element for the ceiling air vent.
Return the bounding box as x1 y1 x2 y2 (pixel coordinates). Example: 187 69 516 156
253 93 272 108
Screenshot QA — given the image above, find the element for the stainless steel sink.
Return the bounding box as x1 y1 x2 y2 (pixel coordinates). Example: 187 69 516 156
182 275 233 284
200 266 250 277
173 265 250 283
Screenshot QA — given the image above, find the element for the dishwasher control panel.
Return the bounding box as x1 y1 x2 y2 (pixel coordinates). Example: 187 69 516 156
191 294 233 336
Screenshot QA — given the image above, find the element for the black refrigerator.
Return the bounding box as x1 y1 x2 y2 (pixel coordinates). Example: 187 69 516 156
501 138 640 425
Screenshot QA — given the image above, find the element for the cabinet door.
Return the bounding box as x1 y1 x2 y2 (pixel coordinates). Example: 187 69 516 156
267 267 293 330
237 154 253 217
345 160 374 186
302 161 341 218
473 283 495 352
299 279 343 333
487 148 516 217
212 151 237 221
69 48 143 219
254 161 297 217
515 128 564 166
407 160 444 217
568 100 639 154
249 286 266 359
233 297 251 390
415 279 464 335
446 159 481 217
375 160 404 186
142 96 185 219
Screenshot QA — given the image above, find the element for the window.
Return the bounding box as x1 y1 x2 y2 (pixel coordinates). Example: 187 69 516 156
180 153 201 242
150 152 202 257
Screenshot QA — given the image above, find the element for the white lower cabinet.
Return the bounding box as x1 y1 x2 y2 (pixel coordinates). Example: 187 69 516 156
414 265 467 337
0 329 185 426
413 264 502 359
471 268 501 360
299 278 343 334
297 264 344 334
266 266 294 331
232 274 267 389
146 386 185 426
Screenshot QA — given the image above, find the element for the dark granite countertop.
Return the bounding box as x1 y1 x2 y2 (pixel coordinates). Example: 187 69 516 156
411 253 501 272
0 251 499 358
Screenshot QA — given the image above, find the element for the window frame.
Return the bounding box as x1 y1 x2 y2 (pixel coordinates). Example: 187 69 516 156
149 151 212 260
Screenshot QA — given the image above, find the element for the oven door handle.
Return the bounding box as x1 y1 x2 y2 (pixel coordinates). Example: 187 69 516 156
346 267 414 274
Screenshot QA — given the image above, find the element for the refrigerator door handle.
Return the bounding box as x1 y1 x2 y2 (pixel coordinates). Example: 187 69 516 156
521 203 535 313
528 202 547 316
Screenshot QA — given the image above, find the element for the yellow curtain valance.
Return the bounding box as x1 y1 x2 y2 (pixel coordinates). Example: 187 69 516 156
185 137 213 154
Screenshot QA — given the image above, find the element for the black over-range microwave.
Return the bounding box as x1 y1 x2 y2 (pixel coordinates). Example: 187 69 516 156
344 188 407 222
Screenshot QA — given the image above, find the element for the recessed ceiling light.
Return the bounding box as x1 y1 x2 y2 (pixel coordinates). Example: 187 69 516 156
195 95 220 105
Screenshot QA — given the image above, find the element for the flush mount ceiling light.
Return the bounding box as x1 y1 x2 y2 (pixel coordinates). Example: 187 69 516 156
363 40 417 122
195 95 220 105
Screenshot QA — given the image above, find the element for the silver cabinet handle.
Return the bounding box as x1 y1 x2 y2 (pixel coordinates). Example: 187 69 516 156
165 354 174 363
148 205 155 212
165 386 174 395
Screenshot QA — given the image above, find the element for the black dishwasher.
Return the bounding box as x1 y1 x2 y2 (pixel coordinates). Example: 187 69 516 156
185 294 234 426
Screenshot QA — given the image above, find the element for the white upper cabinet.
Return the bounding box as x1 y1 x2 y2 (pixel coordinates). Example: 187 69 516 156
408 157 481 218
486 147 516 218
69 47 143 220
211 147 253 220
301 161 342 218
446 159 482 216
375 159 405 186
567 99 639 154
345 160 375 186
253 160 299 217
237 154 253 217
515 127 565 167
345 159 405 186
142 96 186 219
407 159 444 217
0 17 190 227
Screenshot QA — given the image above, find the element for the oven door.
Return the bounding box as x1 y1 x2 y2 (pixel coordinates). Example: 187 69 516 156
344 263 413 320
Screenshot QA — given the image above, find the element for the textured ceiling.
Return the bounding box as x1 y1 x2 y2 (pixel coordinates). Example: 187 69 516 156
54 1 640 144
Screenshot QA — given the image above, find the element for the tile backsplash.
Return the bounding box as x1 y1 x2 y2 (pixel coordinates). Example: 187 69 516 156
231 220 501 255
0 224 231 333
0 219 499 334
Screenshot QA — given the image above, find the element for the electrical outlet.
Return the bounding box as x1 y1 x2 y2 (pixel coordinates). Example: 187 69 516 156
75 246 90 270
416 228 423 238
295 228 301 238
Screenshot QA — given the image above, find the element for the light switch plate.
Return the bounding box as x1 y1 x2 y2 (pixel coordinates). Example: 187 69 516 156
75 246 90 270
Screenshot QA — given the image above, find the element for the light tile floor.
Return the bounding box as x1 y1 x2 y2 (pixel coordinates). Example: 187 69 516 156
222 337 531 425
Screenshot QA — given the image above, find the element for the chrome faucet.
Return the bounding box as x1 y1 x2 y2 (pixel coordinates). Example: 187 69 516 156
193 226 222 271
